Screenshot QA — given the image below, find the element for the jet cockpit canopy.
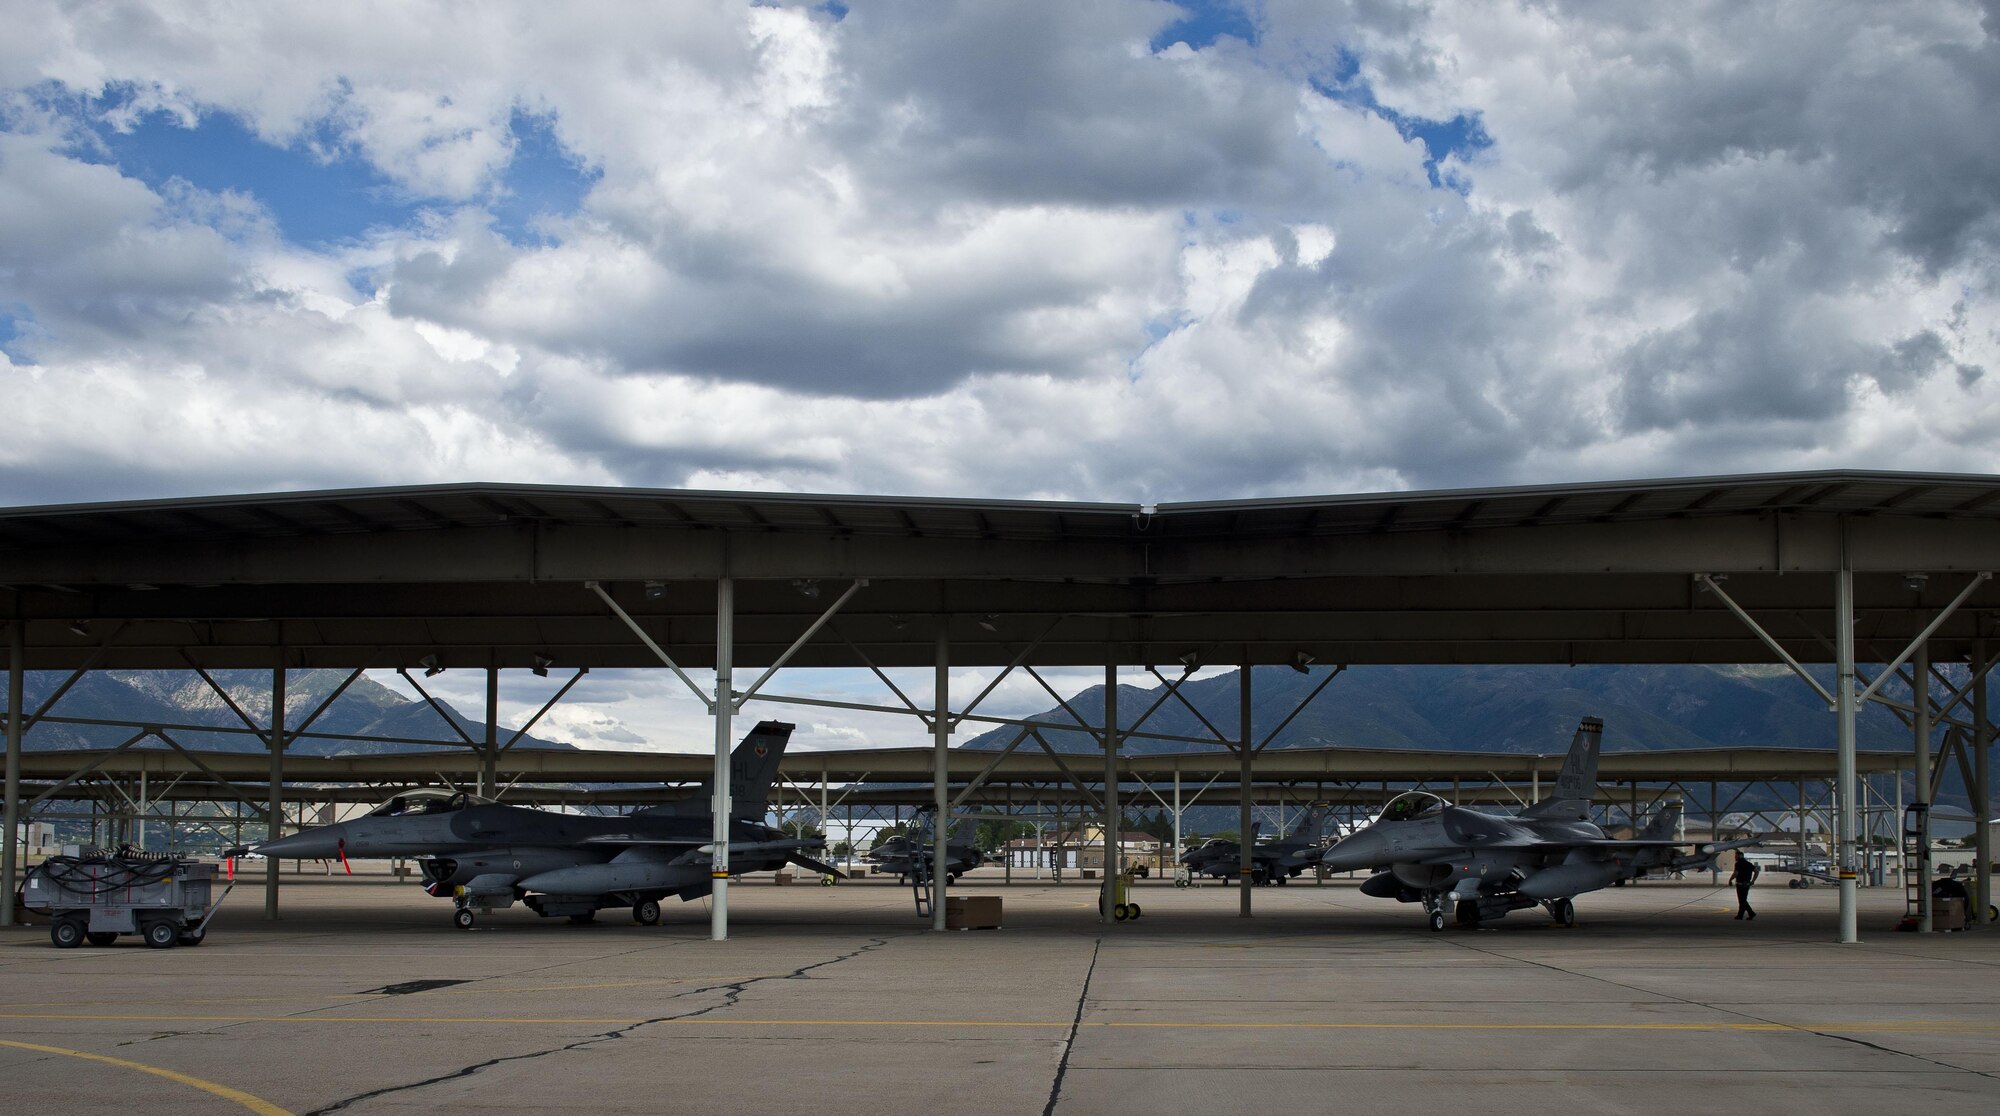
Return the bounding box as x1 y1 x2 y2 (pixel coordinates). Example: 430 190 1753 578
1379 791 1448 823
366 788 490 818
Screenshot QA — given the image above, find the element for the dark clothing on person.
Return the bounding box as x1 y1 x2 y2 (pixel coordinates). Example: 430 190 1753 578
1731 855 1759 919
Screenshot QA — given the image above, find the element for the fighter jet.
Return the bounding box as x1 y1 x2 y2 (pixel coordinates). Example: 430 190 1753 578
866 809 984 882
244 721 841 929
1318 718 1756 930
1180 804 1334 885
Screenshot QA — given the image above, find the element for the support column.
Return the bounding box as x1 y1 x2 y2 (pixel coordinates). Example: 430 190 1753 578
481 666 499 800
266 666 286 920
1709 780 1721 885
1102 661 1119 925
1836 563 1859 943
932 627 949 931
1239 667 1253 917
1976 638 1991 924
2 623 23 926
1172 767 1181 884
711 578 734 943
1915 642 1933 931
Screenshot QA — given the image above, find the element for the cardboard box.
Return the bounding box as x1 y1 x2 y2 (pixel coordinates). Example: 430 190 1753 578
944 895 1002 930
773 872 793 886
1935 896 1967 930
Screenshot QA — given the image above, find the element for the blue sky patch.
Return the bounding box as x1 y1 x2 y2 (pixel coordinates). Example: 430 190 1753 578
1151 0 1259 52
81 94 421 247
43 86 596 249
0 304 38 364
490 110 599 245
1309 71 1491 191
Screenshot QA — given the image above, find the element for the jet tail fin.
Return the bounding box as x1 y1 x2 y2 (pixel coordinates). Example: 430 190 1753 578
1296 804 1332 844
1639 801 1682 840
1520 717 1603 822
726 720 794 820
637 721 795 820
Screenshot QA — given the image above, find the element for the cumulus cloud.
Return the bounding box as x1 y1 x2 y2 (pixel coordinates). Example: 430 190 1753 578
0 0 1993 515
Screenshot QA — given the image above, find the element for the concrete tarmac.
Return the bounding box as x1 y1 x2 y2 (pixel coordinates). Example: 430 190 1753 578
3 871 1996 1115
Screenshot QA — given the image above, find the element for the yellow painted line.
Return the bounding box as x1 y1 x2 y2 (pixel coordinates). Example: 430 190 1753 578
0 1038 293 1116
4 1013 1997 1034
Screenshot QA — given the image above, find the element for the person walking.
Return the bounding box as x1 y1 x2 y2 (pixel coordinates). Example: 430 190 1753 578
1732 851 1759 920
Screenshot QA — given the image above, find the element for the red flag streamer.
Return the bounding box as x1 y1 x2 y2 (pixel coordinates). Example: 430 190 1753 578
226 857 235 880
337 837 353 875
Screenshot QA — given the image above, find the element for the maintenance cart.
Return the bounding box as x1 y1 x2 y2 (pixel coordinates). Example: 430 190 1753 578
19 849 232 949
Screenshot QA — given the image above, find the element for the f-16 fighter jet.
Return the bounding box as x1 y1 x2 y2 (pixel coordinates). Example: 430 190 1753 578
867 809 985 882
244 721 840 928
1180 803 1334 885
1318 718 1756 930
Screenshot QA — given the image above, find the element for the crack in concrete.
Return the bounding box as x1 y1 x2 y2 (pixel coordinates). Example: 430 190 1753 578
1040 935 1101 1116
1442 936 2000 1082
298 934 899 1115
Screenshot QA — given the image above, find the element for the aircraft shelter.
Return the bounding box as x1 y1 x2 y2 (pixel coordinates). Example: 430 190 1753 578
2 468 1997 942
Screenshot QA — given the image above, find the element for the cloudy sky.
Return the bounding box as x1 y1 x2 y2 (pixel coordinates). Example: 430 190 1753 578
7 1 1998 750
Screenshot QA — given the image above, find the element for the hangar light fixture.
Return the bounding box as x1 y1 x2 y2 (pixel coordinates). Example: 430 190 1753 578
643 579 668 600
531 653 554 677
977 614 999 633
420 654 444 677
67 620 90 637
1178 650 1199 669
1291 651 1316 675
1905 572 1930 592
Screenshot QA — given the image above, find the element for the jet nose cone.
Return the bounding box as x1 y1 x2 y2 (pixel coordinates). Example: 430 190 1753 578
254 822 349 860
1318 830 1386 872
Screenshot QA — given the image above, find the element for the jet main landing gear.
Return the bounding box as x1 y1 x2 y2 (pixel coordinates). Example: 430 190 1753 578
1543 897 1576 927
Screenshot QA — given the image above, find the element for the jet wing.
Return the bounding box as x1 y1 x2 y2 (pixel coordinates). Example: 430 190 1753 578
789 853 848 879
1439 810 1542 847
1552 837 1760 853
576 834 707 847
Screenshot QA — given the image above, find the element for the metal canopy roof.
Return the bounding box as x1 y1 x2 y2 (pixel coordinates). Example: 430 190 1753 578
18 742 1907 799
2 469 1998 670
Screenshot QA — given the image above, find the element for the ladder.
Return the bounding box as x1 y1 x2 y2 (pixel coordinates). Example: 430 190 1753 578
909 807 936 919
1902 803 1930 924
911 848 932 918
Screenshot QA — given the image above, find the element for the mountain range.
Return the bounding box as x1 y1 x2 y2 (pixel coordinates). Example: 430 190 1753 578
963 663 1938 754
15 669 572 756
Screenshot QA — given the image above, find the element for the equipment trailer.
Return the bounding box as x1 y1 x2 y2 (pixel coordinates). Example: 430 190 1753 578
20 849 232 949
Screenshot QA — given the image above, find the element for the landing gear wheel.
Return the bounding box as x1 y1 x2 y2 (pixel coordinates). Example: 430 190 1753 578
1428 910 1446 932
142 920 179 949
453 907 476 930
1554 898 1575 927
1276 874 1288 886
821 874 836 887
177 927 207 947
1113 903 1131 922
86 931 118 947
1127 903 1141 920
633 899 662 925
51 917 86 949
